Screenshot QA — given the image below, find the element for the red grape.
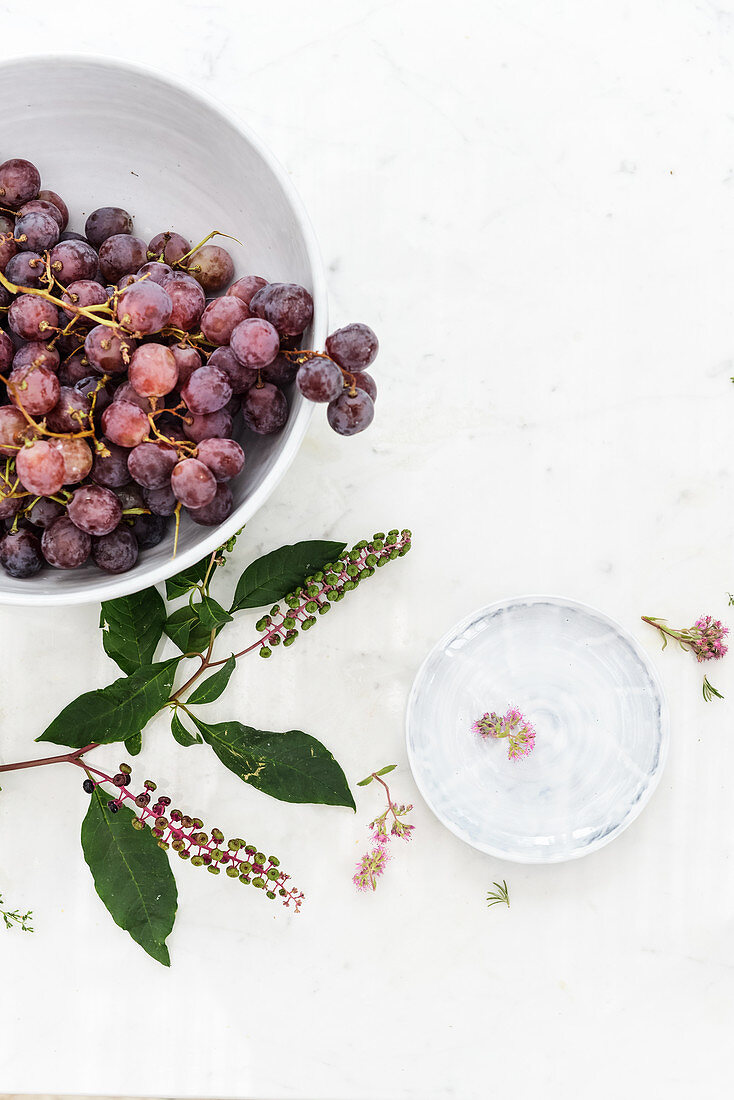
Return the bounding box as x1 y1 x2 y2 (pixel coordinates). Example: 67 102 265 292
5 251 44 287
112 380 153 413
92 439 131 487
0 529 43 578
169 344 201 388
60 279 108 320
8 364 60 415
84 325 136 375
85 207 133 249
127 441 178 489
262 353 298 387
116 280 173 335
128 343 178 398
14 211 59 252
0 405 27 456
296 356 343 402
182 408 232 442
27 496 65 528
129 511 169 549
101 401 150 448
326 323 378 372
0 233 17 273
58 353 91 386
137 260 173 285
196 437 244 481
0 332 12 373
181 364 232 414
0 159 40 207
50 437 93 484
241 382 288 434
200 296 248 345
148 231 190 265
187 244 234 291
353 372 377 402
230 317 279 368
12 341 60 373
45 385 91 433
170 457 217 507
208 345 257 393
18 198 64 229
49 239 99 283
68 484 122 536
227 275 267 306
327 389 375 435
42 516 91 569
98 234 147 282
249 283 276 318
262 282 313 336
143 484 178 516
92 526 139 573
38 190 69 229
161 271 206 331
8 295 59 341
188 482 234 526
16 440 66 495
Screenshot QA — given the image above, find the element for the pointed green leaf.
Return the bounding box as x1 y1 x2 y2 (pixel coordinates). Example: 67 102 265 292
171 710 201 746
99 587 167 675
165 555 210 600
356 775 374 787
125 732 143 756
164 604 212 655
375 764 397 777
198 596 232 632
192 717 355 808
81 786 177 966
187 655 236 706
231 540 346 612
37 660 179 748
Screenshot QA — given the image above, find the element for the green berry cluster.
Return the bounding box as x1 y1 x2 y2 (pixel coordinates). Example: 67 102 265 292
255 529 412 657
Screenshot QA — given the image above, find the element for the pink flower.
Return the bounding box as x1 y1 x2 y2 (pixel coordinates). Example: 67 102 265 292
353 847 390 892
472 706 536 760
691 616 729 662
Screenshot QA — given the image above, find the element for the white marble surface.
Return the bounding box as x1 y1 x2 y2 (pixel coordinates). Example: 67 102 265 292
2 1 734 1096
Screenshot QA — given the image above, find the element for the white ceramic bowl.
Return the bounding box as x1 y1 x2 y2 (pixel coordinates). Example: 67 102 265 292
0 56 326 606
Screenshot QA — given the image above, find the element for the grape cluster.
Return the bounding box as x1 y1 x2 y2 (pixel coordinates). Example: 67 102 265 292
0 156 379 580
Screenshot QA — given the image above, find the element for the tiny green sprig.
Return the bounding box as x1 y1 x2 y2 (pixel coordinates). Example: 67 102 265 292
703 675 724 702
486 880 510 909
0 893 33 932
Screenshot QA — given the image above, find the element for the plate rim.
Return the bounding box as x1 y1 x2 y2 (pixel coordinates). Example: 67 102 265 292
405 593 671 864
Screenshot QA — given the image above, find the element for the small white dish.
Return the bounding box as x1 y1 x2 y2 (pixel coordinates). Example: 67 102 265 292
0 55 327 606
406 596 669 863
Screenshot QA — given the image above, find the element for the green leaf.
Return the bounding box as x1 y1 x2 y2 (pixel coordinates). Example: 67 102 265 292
164 604 212 655
231 540 346 612
81 786 177 966
192 717 355 808
187 655 236 706
165 556 210 600
375 764 397 777
125 732 143 756
171 710 201 747
99 588 167 675
356 775 374 787
198 596 233 632
37 660 179 748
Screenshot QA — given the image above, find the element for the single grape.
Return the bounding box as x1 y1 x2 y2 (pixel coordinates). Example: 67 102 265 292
92 527 139 573
296 356 343 402
45 385 91 433
127 441 178 489
181 364 232 414
182 408 233 442
76 374 113 417
84 325 136 375
0 158 40 207
229 317 279 369
92 439 131 487
42 516 91 569
187 244 234 292
353 371 377 402
148 231 190 265
169 344 201 388
0 233 17 273
327 389 375 435
49 239 99 283
85 207 133 249
0 529 43 578
8 295 59 341
5 250 44 287
188 482 234 526
137 260 173 285
208 346 257 394
196 437 245 481
161 271 205 331
241 382 288 434
112 380 153 412
171 458 217 508
14 211 59 252
115 482 144 510
50 437 93 484
263 283 313 336
37 190 69 228
143 484 178 516
129 510 169 549
326 323 378 372
98 234 147 282
101 401 150 448
0 405 28 456
227 275 267 306
60 279 108 320
0 332 13 373
58 353 91 386
248 282 277 318
12 341 60 373
0 480 21 519
18 198 65 230
200 296 249 345
68 484 122 536
7 364 60 415
16 440 66 495
128 343 178 398
27 496 65 528
116 281 173 335
262 353 298 387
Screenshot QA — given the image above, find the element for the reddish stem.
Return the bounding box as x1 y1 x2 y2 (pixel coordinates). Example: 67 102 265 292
0 743 98 774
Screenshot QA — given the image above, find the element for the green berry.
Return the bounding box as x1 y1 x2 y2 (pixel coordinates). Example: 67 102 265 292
226 865 240 877
207 865 220 875
259 646 272 658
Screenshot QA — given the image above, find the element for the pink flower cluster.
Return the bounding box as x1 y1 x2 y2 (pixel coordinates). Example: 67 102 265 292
690 616 729 662
353 847 390 892
353 769 414 893
472 706 536 760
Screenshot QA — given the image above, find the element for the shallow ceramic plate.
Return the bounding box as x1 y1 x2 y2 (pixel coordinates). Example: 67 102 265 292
406 596 669 863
